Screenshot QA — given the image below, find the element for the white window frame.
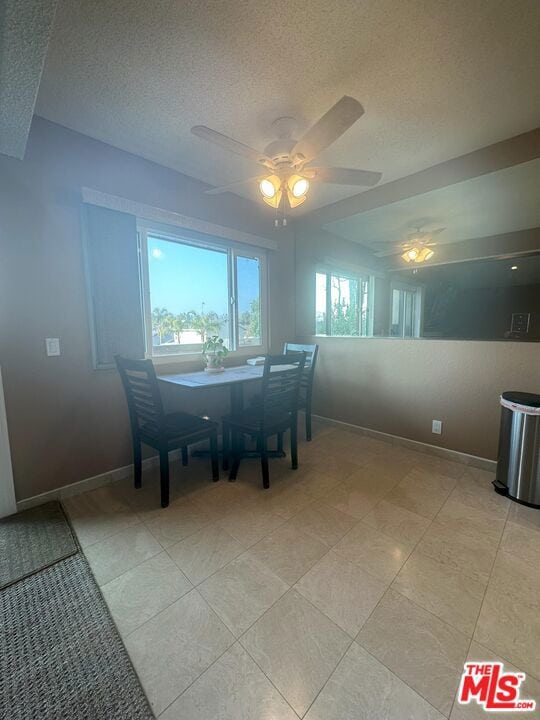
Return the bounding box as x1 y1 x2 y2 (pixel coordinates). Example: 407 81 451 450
315 266 374 337
138 223 268 363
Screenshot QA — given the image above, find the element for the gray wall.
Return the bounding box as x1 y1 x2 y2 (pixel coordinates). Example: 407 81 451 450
0 118 295 500
295 226 540 460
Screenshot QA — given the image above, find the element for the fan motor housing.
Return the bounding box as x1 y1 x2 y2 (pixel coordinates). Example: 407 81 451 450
263 138 297 164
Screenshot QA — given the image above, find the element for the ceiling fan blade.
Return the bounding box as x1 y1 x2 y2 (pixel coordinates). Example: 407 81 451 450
191 126 275 169
292 96 365 164
305 166 382 187
407 226 445 240
205 176 263 195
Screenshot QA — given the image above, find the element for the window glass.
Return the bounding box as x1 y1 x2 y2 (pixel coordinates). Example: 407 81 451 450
315 272 327 334
237 255 261 347
330 274 360 336
316 270 372 337
147 235 230 356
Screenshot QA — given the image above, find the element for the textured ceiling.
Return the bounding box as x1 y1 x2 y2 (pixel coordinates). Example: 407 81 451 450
35 0 540 213
0 0 58 158
325 158 540 251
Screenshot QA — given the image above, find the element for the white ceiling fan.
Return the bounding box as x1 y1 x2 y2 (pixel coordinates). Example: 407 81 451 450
372 225 445 263
191 96 382 212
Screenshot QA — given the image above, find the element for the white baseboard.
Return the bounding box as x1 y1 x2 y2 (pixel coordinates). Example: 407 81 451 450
16 418 496 513
312 414 496 473
16 450 183 513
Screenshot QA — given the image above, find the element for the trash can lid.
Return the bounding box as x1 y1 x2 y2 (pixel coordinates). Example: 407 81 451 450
501 391 540 408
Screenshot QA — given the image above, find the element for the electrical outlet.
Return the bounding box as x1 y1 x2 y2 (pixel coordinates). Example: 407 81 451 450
45 338 61 356
432 419 442 435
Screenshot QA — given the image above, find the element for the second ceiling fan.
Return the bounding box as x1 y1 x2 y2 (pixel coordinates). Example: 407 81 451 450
192 96 382 211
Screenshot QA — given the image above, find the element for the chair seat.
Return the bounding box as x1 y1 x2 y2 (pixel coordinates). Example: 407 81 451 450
224 407 292 434
141 412 217 442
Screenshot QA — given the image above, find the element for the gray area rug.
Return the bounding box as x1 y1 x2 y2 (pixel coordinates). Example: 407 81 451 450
1 553 154 719
0 501 78 589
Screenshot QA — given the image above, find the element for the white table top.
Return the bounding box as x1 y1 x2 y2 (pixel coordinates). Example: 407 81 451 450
158 364 266 389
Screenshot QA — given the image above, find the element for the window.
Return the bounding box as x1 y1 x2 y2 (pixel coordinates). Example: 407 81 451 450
316 269 372 336
390 282 423 338
140 229 266 357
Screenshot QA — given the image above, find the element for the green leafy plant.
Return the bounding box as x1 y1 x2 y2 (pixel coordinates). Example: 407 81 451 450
202 335 229 369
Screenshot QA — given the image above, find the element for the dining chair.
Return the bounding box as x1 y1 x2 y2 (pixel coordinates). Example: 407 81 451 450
222 352 306 489
115 356 219 508
283 342 319 441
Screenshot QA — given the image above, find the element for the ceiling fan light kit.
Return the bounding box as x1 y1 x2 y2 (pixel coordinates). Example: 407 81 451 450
401 245 435 263
372 226 443 263
258 172 310 208
288 174 309 198
192 96 382 218
259 175 282 208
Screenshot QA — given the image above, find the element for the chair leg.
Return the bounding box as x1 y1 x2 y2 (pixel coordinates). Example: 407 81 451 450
277 432 284 455
222 421 230 471
291 416 299 470
210 432 219 482
159 448 170 508
305 401 312 441
260 435 269 489
133 439 142 489
181 446 188 466
229 430 241 481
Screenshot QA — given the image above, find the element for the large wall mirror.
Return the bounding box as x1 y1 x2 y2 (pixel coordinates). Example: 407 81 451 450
377 253 540 341
314 157 540 343
315 253 540 342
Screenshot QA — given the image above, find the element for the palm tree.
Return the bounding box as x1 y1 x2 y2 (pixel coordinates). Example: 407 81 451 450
152 307 173 344
192 311 223 343
168 314 185 344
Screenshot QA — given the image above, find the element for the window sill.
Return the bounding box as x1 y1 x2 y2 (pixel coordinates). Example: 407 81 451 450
148 346 267 366
314 334 369 339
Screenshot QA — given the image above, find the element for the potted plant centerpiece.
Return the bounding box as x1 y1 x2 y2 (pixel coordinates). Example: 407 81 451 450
202 335 228 373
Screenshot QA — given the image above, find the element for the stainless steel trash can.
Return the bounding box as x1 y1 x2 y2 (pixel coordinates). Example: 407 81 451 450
494 391 540 508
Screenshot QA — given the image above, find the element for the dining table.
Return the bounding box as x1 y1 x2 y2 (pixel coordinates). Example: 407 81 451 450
158 363 288 458
158 363 269 413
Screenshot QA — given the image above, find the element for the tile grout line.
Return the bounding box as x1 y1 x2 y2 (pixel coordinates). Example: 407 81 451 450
444 487 510 719
101 446 463 647
114 490 329 716
354 583 464 719
339 467 495 718
235 583 352 719
153 589 243 718
65 432 503 719
156 581 304 719
298 568 397 718
94 478 321 635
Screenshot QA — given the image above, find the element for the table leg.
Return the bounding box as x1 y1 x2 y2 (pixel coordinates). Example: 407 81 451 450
192 379 285 461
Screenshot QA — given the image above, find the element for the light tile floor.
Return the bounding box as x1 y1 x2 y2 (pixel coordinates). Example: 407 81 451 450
62 423 540 718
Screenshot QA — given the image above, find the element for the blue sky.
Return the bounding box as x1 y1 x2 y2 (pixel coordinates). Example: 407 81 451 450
147 235 259 315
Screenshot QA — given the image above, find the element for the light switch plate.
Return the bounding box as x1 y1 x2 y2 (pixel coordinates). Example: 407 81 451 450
432 419 442 435
45 338 61 356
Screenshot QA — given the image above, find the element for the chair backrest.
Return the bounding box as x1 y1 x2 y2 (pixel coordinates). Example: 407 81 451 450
283 342 319 395
261 352 306 415
115 356 165 436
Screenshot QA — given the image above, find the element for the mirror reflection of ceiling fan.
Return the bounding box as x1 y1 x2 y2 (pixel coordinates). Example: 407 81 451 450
371 225 445 263
191 96 382 216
